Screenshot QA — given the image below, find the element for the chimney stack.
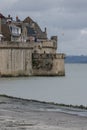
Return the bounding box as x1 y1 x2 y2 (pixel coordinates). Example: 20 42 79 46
44 27 47 33
16 16 18 22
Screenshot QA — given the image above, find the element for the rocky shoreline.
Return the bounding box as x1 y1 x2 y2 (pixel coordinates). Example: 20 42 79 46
0 95 87 130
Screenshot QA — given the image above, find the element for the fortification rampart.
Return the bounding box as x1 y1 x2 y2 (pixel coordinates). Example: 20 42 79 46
0 41 65 76
0 41 34 49
42 40 57 49
32 40 57 54
32 53 65 76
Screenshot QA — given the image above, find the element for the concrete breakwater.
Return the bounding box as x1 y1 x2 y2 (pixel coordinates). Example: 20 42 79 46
0 41 65 76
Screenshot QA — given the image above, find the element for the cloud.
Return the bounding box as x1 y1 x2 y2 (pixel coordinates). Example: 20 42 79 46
60 0 87 13
0 0 18 9
80 29 87 35
4 0 60 12
0 0 87 55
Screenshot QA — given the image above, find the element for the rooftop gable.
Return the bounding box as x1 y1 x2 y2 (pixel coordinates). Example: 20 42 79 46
23 16 34 24
0 13 5 19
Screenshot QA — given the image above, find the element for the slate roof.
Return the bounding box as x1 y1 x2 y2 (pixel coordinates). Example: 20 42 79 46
0 14 47 41
0 13 5 19
26 26 36 36
23 16 47 39
23 17 33 24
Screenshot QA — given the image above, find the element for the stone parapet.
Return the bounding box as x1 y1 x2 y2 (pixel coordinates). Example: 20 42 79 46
55 54 65 59
0 40 57 50
0 41 34 49
0 41 65 76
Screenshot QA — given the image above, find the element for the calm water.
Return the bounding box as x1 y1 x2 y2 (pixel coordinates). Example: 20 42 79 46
0 64 87 106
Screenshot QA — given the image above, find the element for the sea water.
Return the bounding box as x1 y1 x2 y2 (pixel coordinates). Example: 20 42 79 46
0 64 87 106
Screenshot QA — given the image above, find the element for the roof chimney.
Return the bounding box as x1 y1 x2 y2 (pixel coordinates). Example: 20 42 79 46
8 14 10 18
16 16 18 22
44 27 47 33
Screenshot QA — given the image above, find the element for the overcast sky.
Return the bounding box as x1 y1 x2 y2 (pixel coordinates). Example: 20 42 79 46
0 0 87 55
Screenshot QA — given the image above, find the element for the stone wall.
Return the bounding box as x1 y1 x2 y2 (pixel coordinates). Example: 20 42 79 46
32 41 57 54
32 53 65 76
0 41 65 76
32 53 53 70
0 42 32 76
53 57 65 76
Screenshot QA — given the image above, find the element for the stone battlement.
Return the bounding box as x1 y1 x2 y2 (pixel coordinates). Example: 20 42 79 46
0 40 57 49
32 53 65 59
0 40 65 76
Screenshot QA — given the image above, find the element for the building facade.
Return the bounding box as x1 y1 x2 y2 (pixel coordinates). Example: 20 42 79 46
0 13 65 76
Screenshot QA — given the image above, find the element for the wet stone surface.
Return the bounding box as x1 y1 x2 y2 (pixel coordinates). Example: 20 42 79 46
0 95 87 130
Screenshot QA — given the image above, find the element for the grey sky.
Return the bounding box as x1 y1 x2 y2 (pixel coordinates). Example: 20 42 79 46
0 0 87 55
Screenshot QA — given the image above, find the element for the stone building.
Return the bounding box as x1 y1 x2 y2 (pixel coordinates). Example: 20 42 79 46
0 13 65 76
0 13 47 43
0 13 6 41
23 17 47 41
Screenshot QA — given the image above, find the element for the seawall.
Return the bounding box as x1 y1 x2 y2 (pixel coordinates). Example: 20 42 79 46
32 53 65 76
0 41 65 76
0 42 33 76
